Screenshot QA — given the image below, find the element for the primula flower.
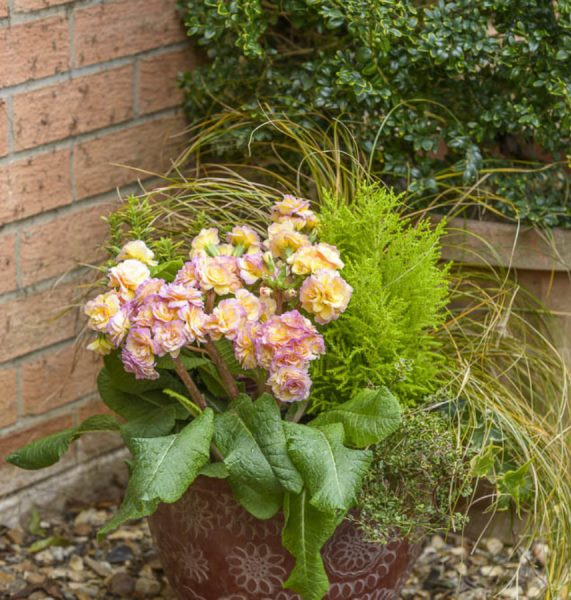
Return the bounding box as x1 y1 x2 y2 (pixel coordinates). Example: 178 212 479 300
268 366 312 403
257 310 324 368
108 259 151 298
266 222 310 259
174 261 200 288
84 291 121 332
153 320 187 357
107 308 131 347
300 269 353 324
133 278 164 305
227 225 260 253
190 228 219 257
122 327 158 380
234 321 261 370
238 253 269 285
196 255 241 296
208 299 246 341
116 240 157 266
178 305 208 344
148 297 179 323
86 336 114 355
288 243 344 275
234 289 261 322
272 195 310 219
159 283 204 309
271 195 319 230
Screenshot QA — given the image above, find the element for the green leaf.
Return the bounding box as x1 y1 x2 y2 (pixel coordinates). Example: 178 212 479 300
282 490 342 600
103 352 178 395
284 422 372 512
470 444 501 479
7 414 120 470
309 387 401 447
100 409 214 537
214 394 285 518
199 462 229 479
97 368 156 421
498 462 533 514
120 406 177 439
7 430 76 470
130 409 214 504
150 259 183 282
155 354 210 371
77 414 120 433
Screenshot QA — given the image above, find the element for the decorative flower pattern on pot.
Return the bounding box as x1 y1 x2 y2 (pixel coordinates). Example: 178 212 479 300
149 477 419 600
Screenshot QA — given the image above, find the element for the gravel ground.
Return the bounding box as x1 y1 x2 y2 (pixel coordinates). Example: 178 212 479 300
0 493 547 600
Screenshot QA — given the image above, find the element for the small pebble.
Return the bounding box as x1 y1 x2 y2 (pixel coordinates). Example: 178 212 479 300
135 576 162 597
486 537 504 555
108 571 136 596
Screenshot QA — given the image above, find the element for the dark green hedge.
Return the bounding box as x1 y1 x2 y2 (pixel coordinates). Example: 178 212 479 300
179 0 571 228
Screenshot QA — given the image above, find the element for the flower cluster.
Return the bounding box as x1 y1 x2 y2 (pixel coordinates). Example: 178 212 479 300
85 196 352 403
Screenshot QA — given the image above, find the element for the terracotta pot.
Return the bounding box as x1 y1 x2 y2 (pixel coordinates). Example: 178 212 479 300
149 476 419 600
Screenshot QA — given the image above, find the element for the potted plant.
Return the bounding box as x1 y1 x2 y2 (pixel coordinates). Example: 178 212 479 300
7 179 476 599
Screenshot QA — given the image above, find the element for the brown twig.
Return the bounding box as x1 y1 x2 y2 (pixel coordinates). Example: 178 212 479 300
172 356 224 462
205 341 240 400
173 356 208 411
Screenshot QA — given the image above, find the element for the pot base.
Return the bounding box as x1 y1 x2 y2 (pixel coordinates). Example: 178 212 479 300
149 477 419 599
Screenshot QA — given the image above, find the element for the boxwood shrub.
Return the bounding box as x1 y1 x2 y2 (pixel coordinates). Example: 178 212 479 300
179 0 571 228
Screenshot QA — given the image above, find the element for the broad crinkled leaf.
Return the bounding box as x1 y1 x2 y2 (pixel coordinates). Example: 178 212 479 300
97 368 158 421
282 489 342 600
309 387 401 447
99 409 214 537
129 408 214 504
214 394 287 518
284 422 372 512
120 406 177 439
7 414 120 470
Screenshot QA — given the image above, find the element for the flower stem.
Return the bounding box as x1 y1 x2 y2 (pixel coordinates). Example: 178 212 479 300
172 356 224 462
290 399 309 423
173 356 207 411
205 341 240 400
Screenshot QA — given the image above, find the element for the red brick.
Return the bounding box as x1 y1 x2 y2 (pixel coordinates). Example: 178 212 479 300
0 149 71 225
22 343 101 415
0 414 73 459
78 398 114 421
74 0 185 67
74 113 186 199
0 100 7 157
14 0 72 12
13 66 133 151
0 16 69 88
0 1 7 18
0 279 83 363
0 233 17 295
0 367 18 428
139 47 195 115
20 201 115 286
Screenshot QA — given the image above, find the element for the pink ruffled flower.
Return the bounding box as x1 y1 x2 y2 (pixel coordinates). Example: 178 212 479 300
234 321 261 370
133 278 164 305
195 255 242 296
256 310 324 368
153 320 187 357
159 283 204 309
227 225 261 253
237 253 269 285
300 269 353 324
268 366 311 403
106 308 131 347
178 304 208 344
208 299 247 341
174 261 200 288
122 327 158 380
234 289 261 322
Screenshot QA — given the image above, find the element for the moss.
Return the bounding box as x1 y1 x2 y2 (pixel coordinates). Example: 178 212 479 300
354 411 472 543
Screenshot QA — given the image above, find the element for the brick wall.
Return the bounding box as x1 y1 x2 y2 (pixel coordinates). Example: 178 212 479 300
0 0 194 507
